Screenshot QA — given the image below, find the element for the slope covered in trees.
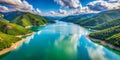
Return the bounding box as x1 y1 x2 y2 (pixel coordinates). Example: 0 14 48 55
79 9 120 27
0 32 21 51
91 18 120 30
12 12 48 27
61 9 120 28
89 25 120 47
0 20 32 35
60 13 96 24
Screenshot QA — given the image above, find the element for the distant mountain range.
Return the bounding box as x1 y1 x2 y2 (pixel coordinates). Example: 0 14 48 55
60 13 96 24
0 11 24 21
61 9 120 27
79 9 120 27
44 16 64 21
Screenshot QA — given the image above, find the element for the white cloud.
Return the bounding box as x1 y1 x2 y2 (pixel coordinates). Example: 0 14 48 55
0 0 34 12
50 11 56 15
53 0 120 16
46 10 68 16
36 8 41 13
1 0 119 16
0 0 42 15
58 9 67 14
54 0 82 9
0 6 8 12
33 8 41 15
87 0 120 11
54 0 99 16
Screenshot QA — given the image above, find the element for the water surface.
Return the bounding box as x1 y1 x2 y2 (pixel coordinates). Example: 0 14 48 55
1 21 120 60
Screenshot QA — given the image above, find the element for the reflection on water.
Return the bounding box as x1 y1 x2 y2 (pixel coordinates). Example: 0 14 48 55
1 21 120 60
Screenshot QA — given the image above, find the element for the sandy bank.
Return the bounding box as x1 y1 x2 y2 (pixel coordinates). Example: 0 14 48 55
0 32 34 56
0 39 24 55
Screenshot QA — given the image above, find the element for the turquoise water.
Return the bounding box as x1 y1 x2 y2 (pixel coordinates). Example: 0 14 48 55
1 21 120 60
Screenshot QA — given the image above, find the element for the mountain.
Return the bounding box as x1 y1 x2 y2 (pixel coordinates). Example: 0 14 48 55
79 9 120 27
60 13 96 24
0 20 32 35
0 15 32 51
0 14 32 35
89 25 120 47
43 16 59 23
91 18 120 30
12 12 49 28
0 11 24 21
44 16 64 20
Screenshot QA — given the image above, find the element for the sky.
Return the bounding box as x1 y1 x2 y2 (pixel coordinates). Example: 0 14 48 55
0 0 120 16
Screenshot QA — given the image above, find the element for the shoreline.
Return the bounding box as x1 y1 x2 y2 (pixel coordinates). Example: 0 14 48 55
87 35 120 51
0 32 34 56
0 39 24 55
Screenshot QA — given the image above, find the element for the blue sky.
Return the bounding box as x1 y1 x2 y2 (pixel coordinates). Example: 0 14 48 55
28 0 60 12
27 0 94 12
0 0 120 16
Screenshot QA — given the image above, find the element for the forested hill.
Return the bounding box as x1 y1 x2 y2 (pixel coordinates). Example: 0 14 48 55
91 18 120 30
60 13 96 24
0 14 31 51
0 12 54 51
89 25 120 47
79 9 120 27
12 12 49 27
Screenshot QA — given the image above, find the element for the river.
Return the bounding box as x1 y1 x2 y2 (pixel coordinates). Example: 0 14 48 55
1 21 120 60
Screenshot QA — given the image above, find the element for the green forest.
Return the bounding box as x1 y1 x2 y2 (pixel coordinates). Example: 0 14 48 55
0 12 51 51
89 25 120 47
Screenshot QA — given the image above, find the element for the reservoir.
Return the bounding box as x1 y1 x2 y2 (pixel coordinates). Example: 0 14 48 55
1 21 120 60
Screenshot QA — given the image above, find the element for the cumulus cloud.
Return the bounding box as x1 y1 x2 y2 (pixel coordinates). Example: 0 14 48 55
0 0 42 15
0 0 34 12
48 10 69 16
33 8 41 15
54 0 82 9
58 9 67 14
75 0 120 14
87 0 120 11
53 0 120 16
75 7 98 14
54 0 99 15
1 0 119 16
0 6 8 12
50 11 56 15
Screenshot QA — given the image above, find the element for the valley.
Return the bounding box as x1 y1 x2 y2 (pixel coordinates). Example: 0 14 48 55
0 7 120 60
0 0 120 60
